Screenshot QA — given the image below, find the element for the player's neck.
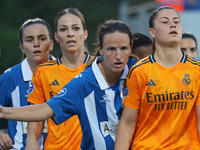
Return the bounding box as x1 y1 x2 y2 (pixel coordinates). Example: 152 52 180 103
98 61 122 87
61 51 86 69
154 46 183 68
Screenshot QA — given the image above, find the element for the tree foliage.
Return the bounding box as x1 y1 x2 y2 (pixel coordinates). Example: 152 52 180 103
127 0 154 5
0 0 121 74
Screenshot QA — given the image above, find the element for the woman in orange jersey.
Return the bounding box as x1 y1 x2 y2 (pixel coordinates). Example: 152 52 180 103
115 6 200 150
0 19 138 150
25 8 89 150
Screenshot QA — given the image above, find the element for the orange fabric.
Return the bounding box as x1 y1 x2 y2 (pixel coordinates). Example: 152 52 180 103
156 0 185 12
28 59 86 150
124 56 200 149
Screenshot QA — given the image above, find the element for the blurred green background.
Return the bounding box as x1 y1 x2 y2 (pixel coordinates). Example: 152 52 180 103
0 0 155 74
0 0 125 74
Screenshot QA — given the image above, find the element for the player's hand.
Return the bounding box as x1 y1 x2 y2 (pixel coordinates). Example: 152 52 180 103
25 137 41 150
0 130 13 150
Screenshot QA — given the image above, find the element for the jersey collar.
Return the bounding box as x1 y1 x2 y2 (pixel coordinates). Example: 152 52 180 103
21 58 33 81
149 51 187 63
57 52 90 65
92 56 129 90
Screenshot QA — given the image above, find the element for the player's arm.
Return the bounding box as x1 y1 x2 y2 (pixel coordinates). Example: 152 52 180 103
0 103 54 122
195 105 200 141
25 121 44 150
114 106 139 150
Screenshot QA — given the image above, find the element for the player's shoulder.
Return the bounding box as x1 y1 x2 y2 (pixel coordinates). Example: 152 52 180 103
185 55 200 67
70 66 93 84
131 56 152 70
76 66 93 79
1 63 21 77
36 59 57 70
127 57 138 68
33 59 58 75
127 56 152 79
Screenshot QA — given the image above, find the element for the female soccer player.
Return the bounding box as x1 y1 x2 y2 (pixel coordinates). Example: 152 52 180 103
0 19 137 150
115 6 200 150
25 8 90 150
181 31 198 58
0 18 54 150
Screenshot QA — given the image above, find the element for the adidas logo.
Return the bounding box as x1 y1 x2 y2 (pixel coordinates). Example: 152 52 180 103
146 79 156 86
50 79 59 86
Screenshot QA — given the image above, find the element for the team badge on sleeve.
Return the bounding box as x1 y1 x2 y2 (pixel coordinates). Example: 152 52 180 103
55 88 67 97
122 82 129 97
27 81 34 94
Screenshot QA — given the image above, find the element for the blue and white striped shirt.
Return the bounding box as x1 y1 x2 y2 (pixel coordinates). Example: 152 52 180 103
46 56 136 150
0 58 47 150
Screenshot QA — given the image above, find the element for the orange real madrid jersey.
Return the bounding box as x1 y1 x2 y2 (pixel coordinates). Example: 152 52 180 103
28 53 90 150
124 53 200 150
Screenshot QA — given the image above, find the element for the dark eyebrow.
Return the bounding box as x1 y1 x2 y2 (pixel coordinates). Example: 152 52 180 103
159 17 180 20
25 34 47 39
59 24 81 28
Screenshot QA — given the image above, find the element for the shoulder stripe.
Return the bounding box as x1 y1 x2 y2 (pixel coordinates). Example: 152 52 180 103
186 56 200 66
33 60 57 76
127 59 151 79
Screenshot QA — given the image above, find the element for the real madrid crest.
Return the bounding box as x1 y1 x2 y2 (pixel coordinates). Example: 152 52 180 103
182 74 191 86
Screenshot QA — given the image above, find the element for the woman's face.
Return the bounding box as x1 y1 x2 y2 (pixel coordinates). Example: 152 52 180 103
55 14 88 53
181 38 198 58
149 9 182 47
20 24 53 65
99 32 132 74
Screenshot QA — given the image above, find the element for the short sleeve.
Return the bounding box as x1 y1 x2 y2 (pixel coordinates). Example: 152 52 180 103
46 99 73 125
28 69 46 104
123 68 141 109
46 77 84 124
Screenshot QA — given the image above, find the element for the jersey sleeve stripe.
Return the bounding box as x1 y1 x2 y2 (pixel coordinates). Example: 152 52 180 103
33 60 57 76
186 57 200 66
127 59 151 79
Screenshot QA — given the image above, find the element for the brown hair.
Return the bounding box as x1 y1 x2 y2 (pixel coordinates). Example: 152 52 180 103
149 6 180 52
86 19 138 68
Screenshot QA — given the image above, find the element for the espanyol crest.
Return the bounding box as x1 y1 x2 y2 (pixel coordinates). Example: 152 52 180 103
27 81 34 94
56 88 67 97
122 84 129 97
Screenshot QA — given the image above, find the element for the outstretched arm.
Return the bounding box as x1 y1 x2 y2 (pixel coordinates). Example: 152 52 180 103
115 106 139 150
0 103 54 122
